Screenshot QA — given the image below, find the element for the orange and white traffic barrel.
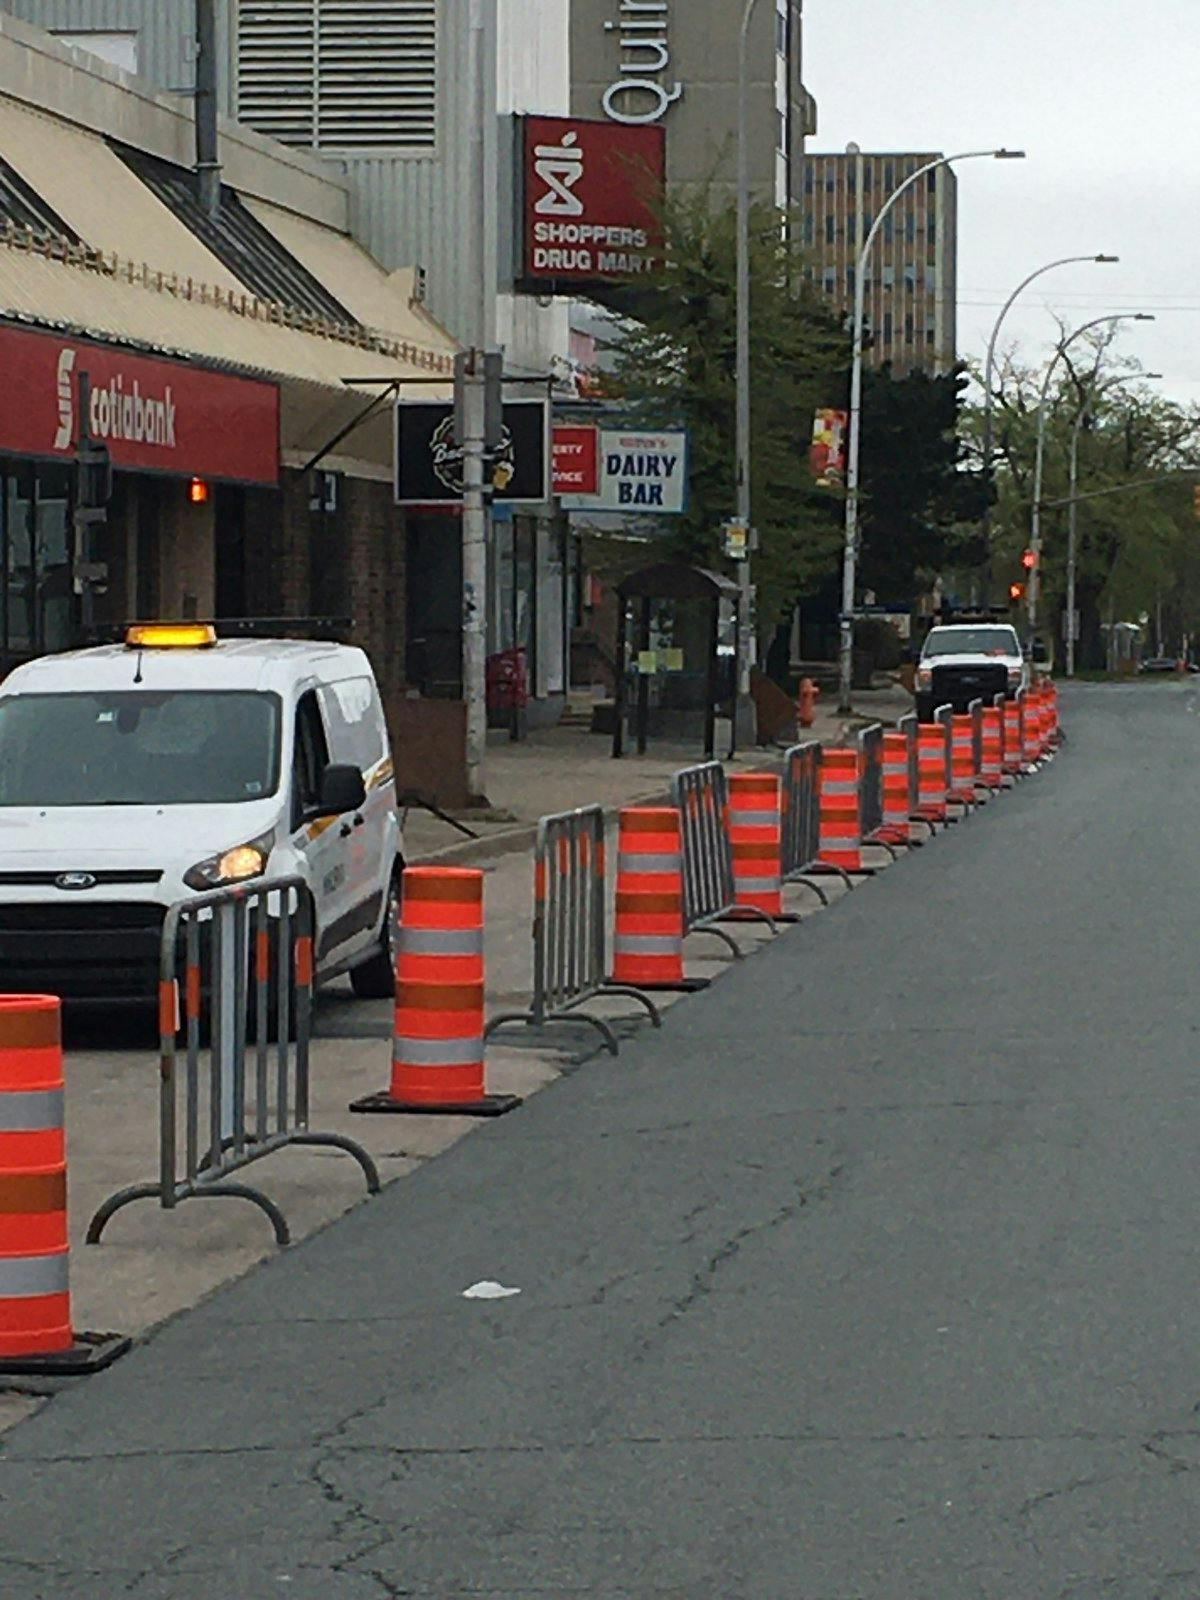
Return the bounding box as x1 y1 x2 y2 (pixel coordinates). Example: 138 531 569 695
980 704 1004 790
351 867 520 1117
0 995 128 1376
878 731 913 844
608 808 706 990
1022 689 1041 769
915 721 948 823
948 713 978 806
818 747 863 871
1003 698 1023 777
728 773 784 917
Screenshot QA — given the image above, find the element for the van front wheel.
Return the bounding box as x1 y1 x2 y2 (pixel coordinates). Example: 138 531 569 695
349 870 402 1000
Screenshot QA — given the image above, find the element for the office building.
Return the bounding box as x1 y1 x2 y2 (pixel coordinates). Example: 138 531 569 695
570 0 816 208
801 149 957 375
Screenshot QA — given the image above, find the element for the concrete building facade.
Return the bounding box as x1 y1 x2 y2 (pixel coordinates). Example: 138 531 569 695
3 0 582 734
800 149 958 377
570 0 815 208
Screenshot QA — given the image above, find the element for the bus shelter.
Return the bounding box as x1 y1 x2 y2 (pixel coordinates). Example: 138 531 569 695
611 562 740 759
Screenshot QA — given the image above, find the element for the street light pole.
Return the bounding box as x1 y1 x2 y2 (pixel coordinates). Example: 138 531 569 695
838 146 1025 714
734 0 761 704
1028 312 1155 649
1066 370 1161 675
980 254 1117 543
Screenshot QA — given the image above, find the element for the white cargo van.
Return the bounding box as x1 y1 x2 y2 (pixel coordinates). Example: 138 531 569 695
0 625 403 1004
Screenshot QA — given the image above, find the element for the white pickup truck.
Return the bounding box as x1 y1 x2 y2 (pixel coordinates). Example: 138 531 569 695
914 622 1028 722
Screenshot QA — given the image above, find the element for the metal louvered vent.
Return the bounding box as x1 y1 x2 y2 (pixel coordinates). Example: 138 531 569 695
236 0 436 153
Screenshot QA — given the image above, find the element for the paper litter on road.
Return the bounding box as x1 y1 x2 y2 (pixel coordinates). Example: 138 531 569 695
462 1280 522 1300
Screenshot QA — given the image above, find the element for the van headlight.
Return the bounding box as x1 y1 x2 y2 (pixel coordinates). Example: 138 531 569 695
184 832 274 892
916 666 933 689
1007 666 1023 687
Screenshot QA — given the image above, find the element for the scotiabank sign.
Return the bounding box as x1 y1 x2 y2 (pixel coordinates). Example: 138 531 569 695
519 115 665 292
0 322 279 485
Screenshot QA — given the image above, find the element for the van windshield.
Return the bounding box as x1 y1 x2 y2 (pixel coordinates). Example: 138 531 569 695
0 691 281 806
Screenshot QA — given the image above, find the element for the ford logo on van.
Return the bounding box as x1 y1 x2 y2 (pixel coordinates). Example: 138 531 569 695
55 872 97 891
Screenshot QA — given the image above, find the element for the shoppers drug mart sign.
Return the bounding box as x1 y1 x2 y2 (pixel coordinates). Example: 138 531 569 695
560 429 687 514
519 115 665 291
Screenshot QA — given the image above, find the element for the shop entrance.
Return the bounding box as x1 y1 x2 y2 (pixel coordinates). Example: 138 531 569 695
0 459 73 676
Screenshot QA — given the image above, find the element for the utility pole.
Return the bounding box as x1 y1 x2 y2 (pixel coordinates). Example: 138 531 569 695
462 0 495 801
733 0 762 707
194 0 221 218
73 371 111 641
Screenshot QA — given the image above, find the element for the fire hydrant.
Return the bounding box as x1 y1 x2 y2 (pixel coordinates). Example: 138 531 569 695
797 676 819 729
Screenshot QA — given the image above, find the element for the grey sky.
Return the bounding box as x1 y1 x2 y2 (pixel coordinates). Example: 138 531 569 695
804 0 1199 407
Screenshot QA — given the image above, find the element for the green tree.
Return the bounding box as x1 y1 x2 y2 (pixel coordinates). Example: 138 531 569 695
966 337 1200 665
857 361 990 602
601 186 846 637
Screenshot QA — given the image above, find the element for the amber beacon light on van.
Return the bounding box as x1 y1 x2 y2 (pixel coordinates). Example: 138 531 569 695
125 623 218 650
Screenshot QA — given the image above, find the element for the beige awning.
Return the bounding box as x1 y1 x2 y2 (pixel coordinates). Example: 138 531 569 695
0 88 458 473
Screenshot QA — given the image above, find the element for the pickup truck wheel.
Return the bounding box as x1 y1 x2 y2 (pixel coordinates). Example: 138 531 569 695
349 869 402 1000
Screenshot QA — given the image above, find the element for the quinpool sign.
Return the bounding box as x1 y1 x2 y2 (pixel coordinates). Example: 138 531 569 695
592 429 687 513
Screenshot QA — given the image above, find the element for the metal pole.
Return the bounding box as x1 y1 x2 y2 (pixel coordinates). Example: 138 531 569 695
463 0 491 800
839 146 1024 714
1066 404 1084 677
194 0 221 218
1028 312 1153 651
1065 370 1160 677
981 254 1117 546
734 0 760 702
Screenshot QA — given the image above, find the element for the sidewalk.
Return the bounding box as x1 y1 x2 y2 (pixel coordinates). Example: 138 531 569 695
403 680 916 862
1 684 912 1433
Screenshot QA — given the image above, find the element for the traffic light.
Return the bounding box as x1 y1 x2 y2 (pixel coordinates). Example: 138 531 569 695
1193 483 1200 521
1021 548 1038 572
1009 582 1026 602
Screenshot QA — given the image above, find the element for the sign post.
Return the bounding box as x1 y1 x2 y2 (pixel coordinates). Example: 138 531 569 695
72 370 112 640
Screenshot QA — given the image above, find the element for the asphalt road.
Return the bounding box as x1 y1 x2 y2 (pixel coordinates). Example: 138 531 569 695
3 681 1199 1599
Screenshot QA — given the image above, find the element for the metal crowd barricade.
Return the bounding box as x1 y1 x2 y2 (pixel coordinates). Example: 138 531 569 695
993 692 1013 784
858 723 884 837
780 741 835 902
486 805 659 1056
87 878 380 1248
856 722 898 859
673 762 776 956
897 710 933 842
969 697 984 786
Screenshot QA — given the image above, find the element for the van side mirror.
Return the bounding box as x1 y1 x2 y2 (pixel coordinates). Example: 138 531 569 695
318 763 366 817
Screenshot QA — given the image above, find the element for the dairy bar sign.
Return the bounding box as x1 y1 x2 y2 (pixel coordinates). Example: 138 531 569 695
560 428 688 514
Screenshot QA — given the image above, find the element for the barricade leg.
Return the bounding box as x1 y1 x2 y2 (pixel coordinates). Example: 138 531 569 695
1 995 129 1376
607 808 709 992
352 868 521 1117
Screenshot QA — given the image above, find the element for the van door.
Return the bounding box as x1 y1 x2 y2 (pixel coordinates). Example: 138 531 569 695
317 675 396 962
289 688 357 969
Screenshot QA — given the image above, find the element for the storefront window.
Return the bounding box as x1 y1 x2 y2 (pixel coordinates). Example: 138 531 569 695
0 461 77 669
4 467 35 660
36 466 72 656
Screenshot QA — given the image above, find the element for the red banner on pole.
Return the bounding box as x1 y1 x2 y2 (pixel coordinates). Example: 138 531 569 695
810 409 848 487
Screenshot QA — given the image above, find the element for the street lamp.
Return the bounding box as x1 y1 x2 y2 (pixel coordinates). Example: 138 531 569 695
980 254 1118 541
1027 312 1155 647
1065 369 1162 675
838 146 1026 713
734 0 762 708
